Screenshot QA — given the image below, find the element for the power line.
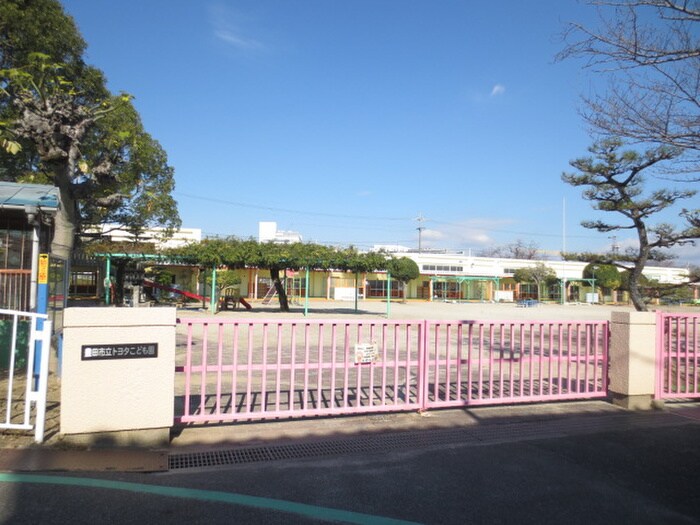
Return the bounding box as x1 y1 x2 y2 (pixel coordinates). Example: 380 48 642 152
175 192 409 221
181 191 601 241
427 218 601 240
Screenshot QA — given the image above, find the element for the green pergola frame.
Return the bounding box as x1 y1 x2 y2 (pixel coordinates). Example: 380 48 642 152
94 253 192 306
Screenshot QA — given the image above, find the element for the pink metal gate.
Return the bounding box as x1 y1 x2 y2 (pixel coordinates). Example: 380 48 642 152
423 320 609 408
176 318 609 424
656 312 700 399
176 318 424 423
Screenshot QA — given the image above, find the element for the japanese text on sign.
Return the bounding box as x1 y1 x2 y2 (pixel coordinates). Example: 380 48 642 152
38 253 49 284
354 343 379 365
81 343 158 361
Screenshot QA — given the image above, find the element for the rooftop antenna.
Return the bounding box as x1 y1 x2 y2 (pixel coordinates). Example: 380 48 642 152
415 213 426 253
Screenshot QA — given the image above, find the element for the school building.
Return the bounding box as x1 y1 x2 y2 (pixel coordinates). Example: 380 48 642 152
217 250 693 305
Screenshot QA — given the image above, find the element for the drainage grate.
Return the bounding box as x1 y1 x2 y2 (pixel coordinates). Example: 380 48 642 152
168 411 691 471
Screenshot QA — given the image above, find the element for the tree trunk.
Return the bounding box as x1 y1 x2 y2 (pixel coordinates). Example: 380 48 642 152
270 267 290 312
113 260 127 306
629 266 647 312
629 221 650 312
50 165 78 260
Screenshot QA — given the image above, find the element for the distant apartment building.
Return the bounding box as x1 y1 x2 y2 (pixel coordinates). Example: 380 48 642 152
258 222 302 244
85 224 201 249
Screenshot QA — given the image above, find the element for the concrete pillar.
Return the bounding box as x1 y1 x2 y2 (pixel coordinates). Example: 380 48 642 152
609 311 658 410
61 307 176 446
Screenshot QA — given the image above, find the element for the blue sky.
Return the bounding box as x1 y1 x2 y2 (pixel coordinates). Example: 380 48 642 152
60 0 699 266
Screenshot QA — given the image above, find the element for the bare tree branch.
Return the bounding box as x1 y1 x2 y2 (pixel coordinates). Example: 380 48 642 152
559 0 700 175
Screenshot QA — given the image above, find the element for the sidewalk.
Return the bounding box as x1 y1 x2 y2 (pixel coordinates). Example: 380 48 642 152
3 400 700 473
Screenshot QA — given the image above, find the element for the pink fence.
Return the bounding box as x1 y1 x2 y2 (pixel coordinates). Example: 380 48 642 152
424 320 609 409
176 318 425 423
656 312 700 399
176 318 609 424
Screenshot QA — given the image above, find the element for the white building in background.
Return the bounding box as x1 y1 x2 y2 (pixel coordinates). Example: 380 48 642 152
258 221 303 243
403 251 690 285
372 244 410 253
86 225 202 249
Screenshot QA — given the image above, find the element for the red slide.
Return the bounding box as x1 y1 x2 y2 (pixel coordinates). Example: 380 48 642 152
239 297 252 310
142 279 206 303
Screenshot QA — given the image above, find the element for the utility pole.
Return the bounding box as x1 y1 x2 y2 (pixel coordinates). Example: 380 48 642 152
609 235 619 257
415 212 425 253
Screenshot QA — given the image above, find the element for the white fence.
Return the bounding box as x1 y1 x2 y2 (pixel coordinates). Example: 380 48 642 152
0 308 52 443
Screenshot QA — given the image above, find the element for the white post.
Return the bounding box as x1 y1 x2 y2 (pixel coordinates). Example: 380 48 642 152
33 319 52 443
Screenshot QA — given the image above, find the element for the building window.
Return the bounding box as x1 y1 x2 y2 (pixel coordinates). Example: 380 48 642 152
433 281 461 300
0 220 32 270
366 279 402 298
285 277 306 298
421 264 463 273
70 271 97 296
517 283 538 300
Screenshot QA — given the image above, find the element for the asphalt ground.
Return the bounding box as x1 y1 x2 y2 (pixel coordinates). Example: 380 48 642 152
2 401 700 524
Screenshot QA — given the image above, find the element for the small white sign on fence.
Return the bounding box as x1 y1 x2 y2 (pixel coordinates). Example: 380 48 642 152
354 343 379 364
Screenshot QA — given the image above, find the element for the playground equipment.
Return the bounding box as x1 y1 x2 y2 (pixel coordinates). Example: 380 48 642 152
142 279 207 306
261 286 277 305
218 286 252 311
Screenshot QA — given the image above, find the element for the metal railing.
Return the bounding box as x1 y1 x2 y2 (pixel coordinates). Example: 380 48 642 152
0 270 31 311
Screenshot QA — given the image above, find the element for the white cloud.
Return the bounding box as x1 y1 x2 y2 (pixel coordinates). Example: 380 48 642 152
214 30 263 50
490 84 506 97
422 229 445 241
208 3 264 51
419 218 518 250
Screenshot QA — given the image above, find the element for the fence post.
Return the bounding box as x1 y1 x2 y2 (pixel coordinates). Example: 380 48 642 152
33 319 52 443
609 311 658 410
418 321 428 411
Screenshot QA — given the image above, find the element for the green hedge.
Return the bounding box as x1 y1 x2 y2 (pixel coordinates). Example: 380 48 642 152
0 319 29 370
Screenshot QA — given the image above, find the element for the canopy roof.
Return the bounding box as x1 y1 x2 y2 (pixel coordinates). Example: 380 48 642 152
0 182 60 211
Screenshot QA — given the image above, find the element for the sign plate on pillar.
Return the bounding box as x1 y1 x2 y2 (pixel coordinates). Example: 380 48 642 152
38 253 49 284
81 343 158 361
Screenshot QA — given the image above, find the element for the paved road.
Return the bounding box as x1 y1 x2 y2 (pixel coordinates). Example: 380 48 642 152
2 407 700 524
